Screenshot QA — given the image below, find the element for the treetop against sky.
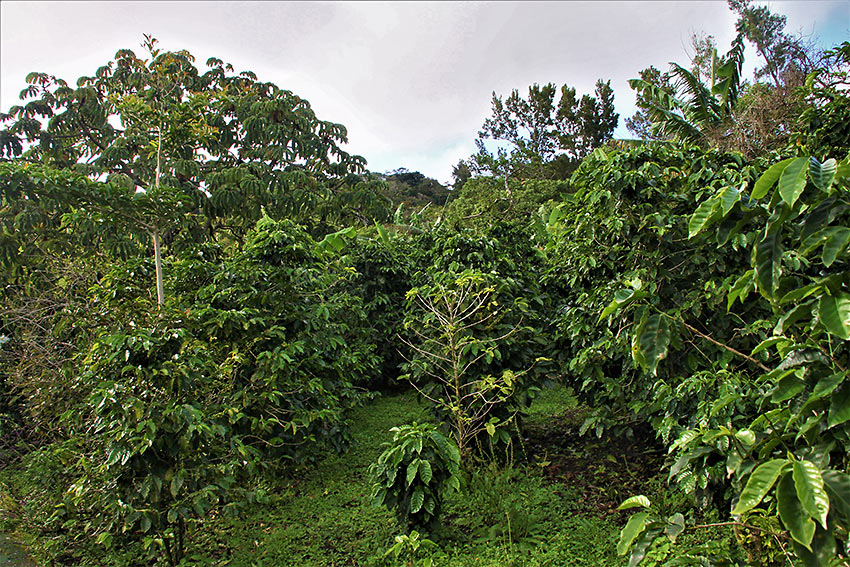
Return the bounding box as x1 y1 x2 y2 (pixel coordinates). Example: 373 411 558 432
1 1 847 182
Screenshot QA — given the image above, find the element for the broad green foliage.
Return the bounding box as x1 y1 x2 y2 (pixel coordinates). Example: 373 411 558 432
618 152 850 564
0 37 385 240
544 143 759 439
444 176 566 232
369 422 461 531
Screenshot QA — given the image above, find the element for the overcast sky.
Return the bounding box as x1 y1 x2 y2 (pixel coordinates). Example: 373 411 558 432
1 1 847 184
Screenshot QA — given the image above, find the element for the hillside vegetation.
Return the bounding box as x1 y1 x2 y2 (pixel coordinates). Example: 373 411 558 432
2 5 850 566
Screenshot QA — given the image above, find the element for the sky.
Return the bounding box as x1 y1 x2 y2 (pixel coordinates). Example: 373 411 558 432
1 1 848 184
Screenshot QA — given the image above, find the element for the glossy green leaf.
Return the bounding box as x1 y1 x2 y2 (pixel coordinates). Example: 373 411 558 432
750 336 787 356
637 314 670 376
688 197 719 238
777 471 816 549
752 158 793 200
406 459 420 486
617 511 649 555
409 486 424 514
778 157 809 208
818 293 850 340
618 495 651 510
418 460 432 484
828 385 850 428
755 231 782 299
774 300 815 335
822 228 850 267
793 460 830 529
809 157 837 192
792 526 837 567
822 469 850 527
727 269 754 310
732 459 788 515
719 183 743 215
807 373 844 405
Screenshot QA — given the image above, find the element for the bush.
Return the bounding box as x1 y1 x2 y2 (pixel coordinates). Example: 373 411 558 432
369 422 461 532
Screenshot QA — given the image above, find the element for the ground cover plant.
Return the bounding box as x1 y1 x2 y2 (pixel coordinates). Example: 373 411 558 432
1 4 850 565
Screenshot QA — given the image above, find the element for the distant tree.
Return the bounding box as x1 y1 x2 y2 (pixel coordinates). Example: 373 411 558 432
381 168 451 211
728 0 815 86
625 66 675 141
472 80 618 179
451 159 471 190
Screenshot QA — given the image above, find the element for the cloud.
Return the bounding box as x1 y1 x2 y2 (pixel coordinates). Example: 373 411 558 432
2 1 844 183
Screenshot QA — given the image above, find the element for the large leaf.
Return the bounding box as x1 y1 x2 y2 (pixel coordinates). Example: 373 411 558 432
822 228 850 267
755 231 782 300
406 459 420 486
809 157 837 192
778 472 815 549
418 460 432 484
618 495 651 510
689 197 719 238
617 511 649 555
719 183 743 215
637 314 670 376
818 293 850 340
778 157 809 208
732 459 788 515
752 158 793 200
793 460 830 529
792 525 837 567
822 470 850 527
409 486 424 514
828 384 850 428
727 269 754 310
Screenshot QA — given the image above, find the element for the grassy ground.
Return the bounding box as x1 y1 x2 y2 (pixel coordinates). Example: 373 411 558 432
190 386 629 566
2 386 741 566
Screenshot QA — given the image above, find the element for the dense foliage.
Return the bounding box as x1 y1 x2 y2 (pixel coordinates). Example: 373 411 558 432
2 9 849 566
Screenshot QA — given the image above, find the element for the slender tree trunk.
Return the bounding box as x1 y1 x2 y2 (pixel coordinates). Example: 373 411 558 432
153 228 164 306
153 126 164 307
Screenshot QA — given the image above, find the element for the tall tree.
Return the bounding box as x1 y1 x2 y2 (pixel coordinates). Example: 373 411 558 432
728 0 813 86
0 36 369 241
472 80 618 179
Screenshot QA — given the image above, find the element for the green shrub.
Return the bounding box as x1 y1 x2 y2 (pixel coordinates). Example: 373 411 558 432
369 422 461 532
